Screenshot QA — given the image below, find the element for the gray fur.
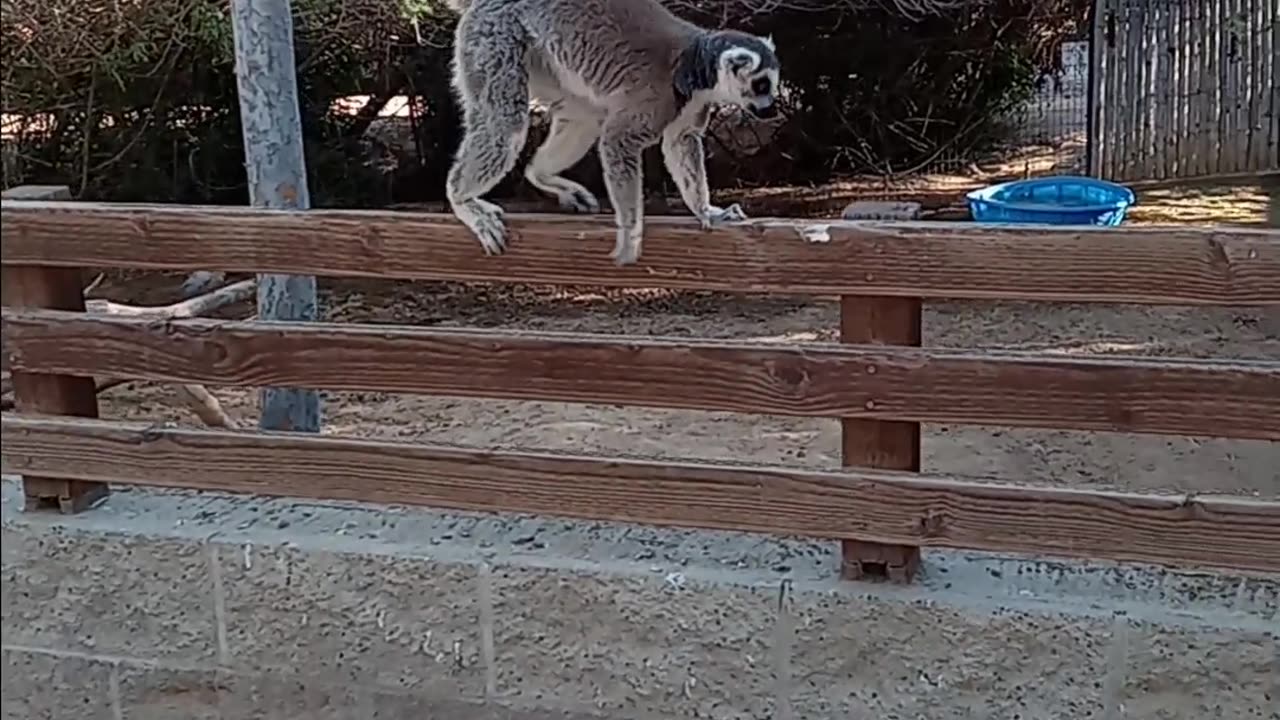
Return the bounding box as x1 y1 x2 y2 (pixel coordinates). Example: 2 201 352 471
444 0 781 265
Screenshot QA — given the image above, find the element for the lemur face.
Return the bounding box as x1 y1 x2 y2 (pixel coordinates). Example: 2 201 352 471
716 34 781 120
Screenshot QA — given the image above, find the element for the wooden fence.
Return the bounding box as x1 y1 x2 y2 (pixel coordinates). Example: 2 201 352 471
2 186 1279 582
1090 0 1278 181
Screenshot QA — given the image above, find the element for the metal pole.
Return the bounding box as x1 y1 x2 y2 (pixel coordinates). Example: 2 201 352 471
230 0 321 432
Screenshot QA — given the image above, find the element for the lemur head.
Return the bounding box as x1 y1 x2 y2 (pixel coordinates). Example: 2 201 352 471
674 30 781 120
712 31 780 120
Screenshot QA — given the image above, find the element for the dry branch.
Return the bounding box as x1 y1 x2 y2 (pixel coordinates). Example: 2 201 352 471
173 384 236 428
82 281 251 428
83 272 105 295
84 278 256 319
3 278 253 427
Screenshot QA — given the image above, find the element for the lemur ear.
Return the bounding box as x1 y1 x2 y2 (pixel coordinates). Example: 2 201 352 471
722 48 757 76
762 35 775 51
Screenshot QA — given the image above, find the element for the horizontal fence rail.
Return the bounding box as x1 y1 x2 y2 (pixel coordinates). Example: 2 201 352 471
4 200 1280 304
4 309 1279 440
4 413 1279 574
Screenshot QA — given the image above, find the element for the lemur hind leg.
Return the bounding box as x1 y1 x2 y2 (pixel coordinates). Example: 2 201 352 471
446 13 531 255
598 110 656 266
524 102 604 213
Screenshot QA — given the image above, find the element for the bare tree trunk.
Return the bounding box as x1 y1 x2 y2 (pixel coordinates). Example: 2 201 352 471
230 0 321 433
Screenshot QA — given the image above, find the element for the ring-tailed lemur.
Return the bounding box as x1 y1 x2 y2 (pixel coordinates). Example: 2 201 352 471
444 0 781 265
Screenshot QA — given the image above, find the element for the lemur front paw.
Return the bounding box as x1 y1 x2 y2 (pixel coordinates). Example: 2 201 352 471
699 203 748 230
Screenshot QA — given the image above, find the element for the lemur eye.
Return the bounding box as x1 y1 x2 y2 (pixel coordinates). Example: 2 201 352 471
751 77 772 95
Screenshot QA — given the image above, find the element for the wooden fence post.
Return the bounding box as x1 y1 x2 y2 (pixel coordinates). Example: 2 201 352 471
1 185 109 512
839 295 922 583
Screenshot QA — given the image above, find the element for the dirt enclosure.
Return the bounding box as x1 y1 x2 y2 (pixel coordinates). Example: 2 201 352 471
86 176 1279 501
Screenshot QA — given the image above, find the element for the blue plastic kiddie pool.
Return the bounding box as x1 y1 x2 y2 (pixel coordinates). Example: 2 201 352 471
965 175 1136 226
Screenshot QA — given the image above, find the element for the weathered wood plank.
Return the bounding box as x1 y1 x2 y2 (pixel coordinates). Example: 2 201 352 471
1266 0 1278 172
4 309 1279 440
2 201 1279 305
1172 0 1187 177
1122 2 1139 178
1189 0 1206 177
1135 1 1151 179
1250 0 1270 171
1210 0 1225 175
1155 0 1169 180
3 414 1277 574
1088 0 1107 177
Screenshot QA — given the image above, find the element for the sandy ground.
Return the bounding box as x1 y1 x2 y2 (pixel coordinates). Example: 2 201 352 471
58 176 1275 501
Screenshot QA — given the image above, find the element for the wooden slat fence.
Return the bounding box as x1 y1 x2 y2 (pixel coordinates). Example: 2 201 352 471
1091 0 1278 181
2 193 1279 580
